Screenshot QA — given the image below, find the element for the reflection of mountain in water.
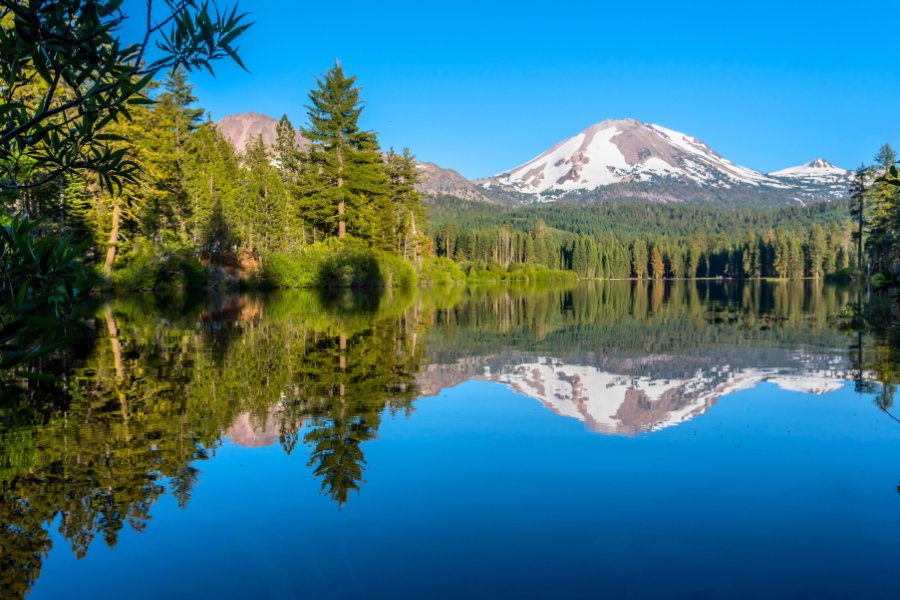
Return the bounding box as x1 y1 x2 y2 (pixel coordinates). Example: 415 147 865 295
419 354 850 435
497 359 847 434
226 412 285 447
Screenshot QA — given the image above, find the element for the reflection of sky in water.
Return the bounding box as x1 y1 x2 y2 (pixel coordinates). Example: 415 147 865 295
33 379 900 600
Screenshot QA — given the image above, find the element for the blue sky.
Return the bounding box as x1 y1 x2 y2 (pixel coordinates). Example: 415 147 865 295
124 0 898 178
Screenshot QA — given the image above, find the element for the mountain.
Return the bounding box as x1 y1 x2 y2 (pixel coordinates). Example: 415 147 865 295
478 119 850 206
493 359 844 435
415 161 497 203
228 356 847 443
768 158 853 201
216 112 308 154
770 157 851 182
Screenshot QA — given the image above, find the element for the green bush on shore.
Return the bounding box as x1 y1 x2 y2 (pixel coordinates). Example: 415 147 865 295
263 237 417 289
419 257 467 286
111 234 207 293
461 261 579 284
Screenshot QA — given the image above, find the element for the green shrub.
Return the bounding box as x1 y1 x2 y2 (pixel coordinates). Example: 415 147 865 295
463 262 578 284
419 257 466 287
262 238 417 289
112 233 206 293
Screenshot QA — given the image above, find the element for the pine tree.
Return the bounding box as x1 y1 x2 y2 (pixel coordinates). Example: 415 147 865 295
572 236 592 277
300 62 388 242
668 246 684 279
773 228 790 279
184 122 242 255
789 230 805 279
146 67 206 234
275 115 302 178
384 148 426 262
632 239 648 279
808 223 826 279
241 135 288 259
688 230 705 278
650 244 665 279
868 144 898 272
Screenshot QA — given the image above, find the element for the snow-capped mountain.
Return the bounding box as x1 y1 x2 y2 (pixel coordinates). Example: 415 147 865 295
216 112 852 207
478 119 850 206
770 158 851 182
230 358 850 444
768 158 853 200
482 118 783 193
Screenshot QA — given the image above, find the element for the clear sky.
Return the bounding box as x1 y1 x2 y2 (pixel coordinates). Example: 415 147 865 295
123 0 899 179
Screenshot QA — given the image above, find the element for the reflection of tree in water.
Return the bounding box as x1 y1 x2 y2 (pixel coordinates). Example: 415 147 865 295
0 290 425 597
846 290 900 418
280 311 423 505
0 296 226 597
426 281 854 370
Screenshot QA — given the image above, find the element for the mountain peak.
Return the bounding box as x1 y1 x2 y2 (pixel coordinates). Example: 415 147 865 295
586 117 641 129
216 112 308 153
807 158 835 169
482 118 778 195
769 158 850 180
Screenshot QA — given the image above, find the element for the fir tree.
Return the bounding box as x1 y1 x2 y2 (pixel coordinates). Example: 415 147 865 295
868 144 898 272
632 239 648 279
650 244 665 279
300 62 388 241
385 148 426 262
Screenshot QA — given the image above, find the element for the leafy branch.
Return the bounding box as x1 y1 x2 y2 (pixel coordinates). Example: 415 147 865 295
0 0 252 193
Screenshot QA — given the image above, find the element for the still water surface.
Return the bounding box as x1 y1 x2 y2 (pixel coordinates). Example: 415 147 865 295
2 281 899 599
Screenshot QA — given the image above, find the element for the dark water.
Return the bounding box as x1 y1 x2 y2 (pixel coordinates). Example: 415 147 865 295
2 281 899 599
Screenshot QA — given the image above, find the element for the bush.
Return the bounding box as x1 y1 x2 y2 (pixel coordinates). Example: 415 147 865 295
262 238 417 289
112 233 207 293
419 257 466 287
463 262 578 284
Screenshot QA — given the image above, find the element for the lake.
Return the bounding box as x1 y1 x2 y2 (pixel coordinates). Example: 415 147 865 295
2 281 899 599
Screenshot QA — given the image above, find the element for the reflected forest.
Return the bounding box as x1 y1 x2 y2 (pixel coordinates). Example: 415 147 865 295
1 280 895 597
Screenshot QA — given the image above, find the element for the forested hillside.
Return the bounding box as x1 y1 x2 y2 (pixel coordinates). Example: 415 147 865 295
12 63 427 293
427 197 857 279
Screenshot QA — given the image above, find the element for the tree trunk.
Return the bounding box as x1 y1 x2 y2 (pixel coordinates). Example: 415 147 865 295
410 211 419 266
337 149 346 238
104 196 122 276
337 171 346 239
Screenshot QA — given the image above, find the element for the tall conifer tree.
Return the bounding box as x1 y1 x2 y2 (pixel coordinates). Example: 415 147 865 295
300 63 388 241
